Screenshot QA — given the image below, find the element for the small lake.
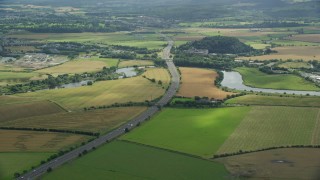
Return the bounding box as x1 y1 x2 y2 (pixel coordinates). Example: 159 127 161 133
116 67 137 77
59 80 92 89
221 71 320 96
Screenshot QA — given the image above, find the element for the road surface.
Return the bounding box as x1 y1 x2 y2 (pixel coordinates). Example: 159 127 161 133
18 38 179 180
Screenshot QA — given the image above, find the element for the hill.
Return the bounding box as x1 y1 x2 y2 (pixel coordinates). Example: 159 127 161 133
179 36 256 54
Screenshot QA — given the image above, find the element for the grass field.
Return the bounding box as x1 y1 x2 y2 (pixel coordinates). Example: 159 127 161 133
217 148 320 180
122 107 250 157
1 107 147 134
0 130 89 152
217 106 320 154
0 100 64 123
177 67 234 100
236 67 320 91
8 32 166 49
226 94 320 107
0 96 41 105
239 46 320 61
0 71 39 85
118 60 154 68
277 61 311 69
15 69 168 110
0 152 52 180
143 68 171 88
43 141 229 180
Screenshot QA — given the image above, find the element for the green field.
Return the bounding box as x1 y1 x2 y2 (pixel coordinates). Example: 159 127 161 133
43 141 229 180
9 32 166 49
122 107 250 157
236 67 320 91
0 71 39 85
217 106 320 154
226 94 320 107
118 60 154 68
0 152 52 180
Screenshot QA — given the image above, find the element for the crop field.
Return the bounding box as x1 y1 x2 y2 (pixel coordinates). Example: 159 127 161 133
5 46 38 53
8 32 166 49
226 94 320 107
122 107 250 158
0 152 52 180
143 68 171 88
1 107 147 134
177 67 234 100
118 60 154 68
0 100 65 123
239 46 320 61
217 106 320 154
0 71 39 86
0 96 41 105
74 56 119 67
0 130 89 152
277 61 311 69
288 34 320 43
236 67 320 91
217 148 320 180
15 69 168 110
36 60 108 75
43 141 229 180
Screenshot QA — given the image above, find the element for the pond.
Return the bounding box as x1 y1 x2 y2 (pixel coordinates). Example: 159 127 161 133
116 67 137 78
221 71 320 96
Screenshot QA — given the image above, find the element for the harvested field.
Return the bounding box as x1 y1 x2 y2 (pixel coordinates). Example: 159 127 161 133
0 130 89 152
0 101 64 123
217 148 320 180
118 60 154 68
143 68 171 88
226 94 320 107
217 106 320 154
288 34 320 43
277 61 311 69
36 60 107 75
177 67 234 100
0 96 40 105
2 107 147 134
16 69 169 110
239 46 320 61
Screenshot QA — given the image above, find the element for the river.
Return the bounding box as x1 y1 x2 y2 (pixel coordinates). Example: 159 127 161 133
221 71 320 96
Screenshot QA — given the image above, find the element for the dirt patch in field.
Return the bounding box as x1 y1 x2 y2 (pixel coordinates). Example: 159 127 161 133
238 46 320 61
216 148 320 180
177 67 234 100
288 34 320 43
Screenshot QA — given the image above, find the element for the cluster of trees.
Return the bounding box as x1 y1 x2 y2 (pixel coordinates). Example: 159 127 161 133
201 21 305 29
100 51 137 60
174 54 239 70
179 36 259 55
84 101 158 111
112 45 159 54
0 66 117 94
259 66 288 74
0 127 100 137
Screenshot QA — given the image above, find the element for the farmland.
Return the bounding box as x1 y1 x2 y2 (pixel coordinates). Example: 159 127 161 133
0 130 89 152
225 94 320 107
0 100 65 123
8 32 167 49
143 68 171 88
236 67 320 91
15 69 169 110
177 67 234 100
277 61 311 69
288 34 320 43
0 71 39 86
239 46 320 61
122 107 250 158
43 141 229 180
217 148 320 180
217 106 320 154
0 152 52 180
1 107 147 134
118 60 154 68
36 59 114 75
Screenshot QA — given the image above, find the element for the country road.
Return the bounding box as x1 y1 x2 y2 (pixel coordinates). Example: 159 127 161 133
18 38 180 180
